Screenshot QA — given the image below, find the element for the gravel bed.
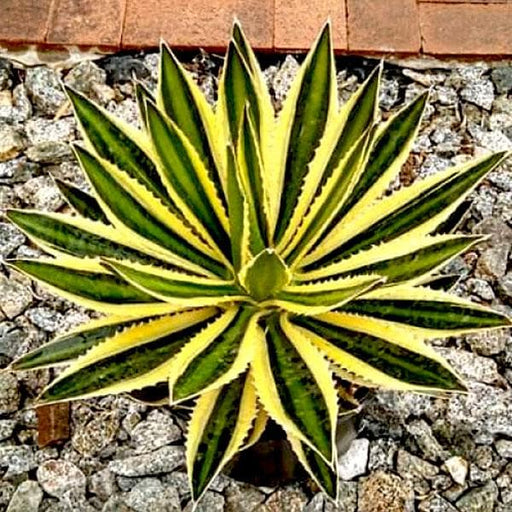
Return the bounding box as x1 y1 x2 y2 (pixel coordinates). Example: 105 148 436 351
0 49 512 511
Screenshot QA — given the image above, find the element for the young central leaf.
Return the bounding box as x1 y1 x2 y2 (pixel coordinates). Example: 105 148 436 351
241 249 290 301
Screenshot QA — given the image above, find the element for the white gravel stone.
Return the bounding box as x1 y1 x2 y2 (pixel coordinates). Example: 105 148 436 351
6 481 42 512
338 438 370 480
37 460 86 498
109 445 185 477
443 456 468 485
495 439 512 459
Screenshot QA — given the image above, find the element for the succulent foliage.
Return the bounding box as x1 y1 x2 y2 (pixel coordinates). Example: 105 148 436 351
7 22 511 503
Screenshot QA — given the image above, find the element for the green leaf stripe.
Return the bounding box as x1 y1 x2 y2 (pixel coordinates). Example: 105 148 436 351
265 314 332 461
108 261 241 301
338 298 510 331
40 311 220 403
223 41 261 143
159 45 224 205
308 236 482 285
307 151 508 270
11 260 157 304
66 87 172 206
11 317 145 371
293 316 465 391
74 145 229 278
134 81 154 131
274 24 333 243
315 63 381 194
6 210 168 267
286 127 374 264
238 109 269 252
327 92 427 230
54 179 108 224
226 146 246 271
174 307 254 400
191 374 246 499
146 101 231 258
277 277 380 310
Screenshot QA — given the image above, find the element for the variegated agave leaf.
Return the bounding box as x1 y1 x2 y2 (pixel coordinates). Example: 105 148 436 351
6 20 511 505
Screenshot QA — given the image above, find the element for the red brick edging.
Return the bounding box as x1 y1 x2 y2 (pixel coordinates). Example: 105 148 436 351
1 0 512 57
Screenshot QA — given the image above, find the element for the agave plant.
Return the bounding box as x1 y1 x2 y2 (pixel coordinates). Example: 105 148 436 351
6 21 511 502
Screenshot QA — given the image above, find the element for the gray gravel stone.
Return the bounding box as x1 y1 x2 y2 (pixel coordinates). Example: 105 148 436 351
271 56 299 107
466 330 508 356
102 495 133 512
303 493 325 512
0 372 20 414
447 382 512 437
456 480 498 512
0 125 24 162
253 487 306 512
125 478 180 512
330 482 357 512
25 67 66 115
0 60 12 90
25 306 64 332
37 459 86 498
15 175 64 211
0 156 39 183
0 482 15 509
88 468 117 500
64 61 107 96
338 438 369 480
491 67 512 94
368 438 398 471
0 445 37 478
0 419 16 440
0 85 32 123
407 419 448 462
0 222 26 257
418 494 457 512
6 481 43 512
109 445 185 477
460 77 495 111
25 117 75 145
465 278 495 301
224 481 266 512
438 348 503 385
497 273 512 304
397 449 439 480
130 409 181 453
25 141 72 164
0 274 32 318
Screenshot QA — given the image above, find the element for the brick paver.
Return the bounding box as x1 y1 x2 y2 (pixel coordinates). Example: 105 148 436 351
1 0 512 56
420 3 512 55
0 0 53 45
47 0 125 47
122 0 273 49
274 0 347 50
347 0 421 53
